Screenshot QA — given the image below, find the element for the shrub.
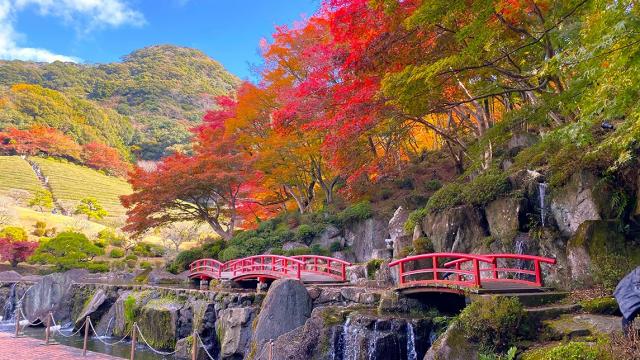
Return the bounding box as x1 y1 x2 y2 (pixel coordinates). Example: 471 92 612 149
83 261 109 273
0 226 27 241
458 296 524 352
521 341 602 360
425 179 442 191
580 297 620 315
109 248 125 258
33 221 47 236
413 237 434 254
140 261 153 270
0 238 38 267
426 171 510 212
332 201 373 227
366 259 384 280
166 249 201 274
126 259 137 268
111 260 126 271
404 207 428 232
133 242 165 257
125 254 138 261
269 248 284 255
329 241 343 252
93 239 107 248
30 231 104 271
593 253 634 291
295 224 319 245
98 228 124 247
310 244 330 256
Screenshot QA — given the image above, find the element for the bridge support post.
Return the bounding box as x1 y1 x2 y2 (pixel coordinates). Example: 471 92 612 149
199 279 209 291
257 277 268 293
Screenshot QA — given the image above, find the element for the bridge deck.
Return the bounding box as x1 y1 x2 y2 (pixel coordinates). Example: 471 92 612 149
396 281 553 295
218 271 344 283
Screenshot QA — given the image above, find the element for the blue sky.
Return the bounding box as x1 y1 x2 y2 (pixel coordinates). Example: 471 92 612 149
0 0 320 80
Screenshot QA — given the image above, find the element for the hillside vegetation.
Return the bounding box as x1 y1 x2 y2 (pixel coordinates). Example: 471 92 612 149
0 156 42 194
0 45 239 160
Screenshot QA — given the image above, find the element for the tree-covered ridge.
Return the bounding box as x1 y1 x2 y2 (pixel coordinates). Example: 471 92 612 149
0 45 240 160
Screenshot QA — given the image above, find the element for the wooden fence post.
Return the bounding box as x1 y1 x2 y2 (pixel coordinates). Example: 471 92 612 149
44 311 51 345
130 322 137 360
191 330 198 360
14 309 20 337
83 316 90 356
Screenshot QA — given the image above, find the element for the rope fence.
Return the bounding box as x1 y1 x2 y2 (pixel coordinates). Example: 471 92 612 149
12 299 277 360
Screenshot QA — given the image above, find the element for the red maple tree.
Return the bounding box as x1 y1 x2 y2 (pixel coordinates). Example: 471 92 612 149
0 238 38 268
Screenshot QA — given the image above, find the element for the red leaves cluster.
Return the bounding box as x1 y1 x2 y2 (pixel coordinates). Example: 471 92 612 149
0 237 37 267
0 125 129 177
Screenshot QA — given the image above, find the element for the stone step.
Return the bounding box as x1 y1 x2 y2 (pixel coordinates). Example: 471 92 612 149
525 303 581 322
470 291 568 307
543 314 622 341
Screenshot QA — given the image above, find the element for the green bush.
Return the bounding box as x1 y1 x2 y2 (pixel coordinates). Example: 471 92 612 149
458 296 524 352
425 179 442 191
30 231 104 271
83 261 109 273
109 248 125 258
166 249 201 274
426 171 510 213
580 297 620 315
125 254 138 261
404 207 427 232
329 241 343 252
295 224 320 245
133 242 165 257
332 201 373 227
126 259 137 268
33 221 47 236
111 259 127 271
413 237 434 254
140 261 153 270
521 341 602 360
269 248 284 255
93 239 107 248
98 228 124 247
592 253 634 291
366 259 384 280
0 226 28 241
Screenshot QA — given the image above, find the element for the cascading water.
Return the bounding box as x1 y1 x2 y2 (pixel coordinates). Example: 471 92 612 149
2 283 16 321
341 317 359 360
514 236 528 280
367 320 378 360
406 322 417 360
538 182 548 227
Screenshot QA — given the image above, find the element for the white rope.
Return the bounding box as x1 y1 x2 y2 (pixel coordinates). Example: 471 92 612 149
195 332 215 360
134 324 178 356
87 317 131 346
17 306 42 326
50 314 84 338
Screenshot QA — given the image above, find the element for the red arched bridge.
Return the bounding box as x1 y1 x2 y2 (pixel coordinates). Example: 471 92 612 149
189 252 556 291
189 254 351 284
388 252 556 294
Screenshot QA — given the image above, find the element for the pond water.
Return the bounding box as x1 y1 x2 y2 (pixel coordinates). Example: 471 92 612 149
0 321 177 360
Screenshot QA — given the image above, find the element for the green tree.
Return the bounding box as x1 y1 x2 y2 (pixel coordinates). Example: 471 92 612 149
74 197 108 220
29 231 104 271
28 189 53 212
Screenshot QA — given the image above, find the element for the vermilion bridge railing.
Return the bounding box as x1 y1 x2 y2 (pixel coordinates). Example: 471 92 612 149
189 258 225 280
290 255 351 282
225 255 306 280
389 252 556 289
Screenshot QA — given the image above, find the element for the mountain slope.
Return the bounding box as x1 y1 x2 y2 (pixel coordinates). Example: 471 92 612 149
0 45 240 160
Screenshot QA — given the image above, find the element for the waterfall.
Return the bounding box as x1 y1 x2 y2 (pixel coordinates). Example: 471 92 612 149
2 284 16 321
514 235 529 280
428 328 438 346
406 322 417 360
367 320 378 360
538 182 548 227
331 324 346 360
342 317 359 360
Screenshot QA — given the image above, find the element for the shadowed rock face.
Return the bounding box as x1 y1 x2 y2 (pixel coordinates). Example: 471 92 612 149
252 279 313 351
422 205 488 253
22 269 89 322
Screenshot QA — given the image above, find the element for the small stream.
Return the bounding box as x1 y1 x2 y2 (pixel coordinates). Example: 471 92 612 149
0 321 175 359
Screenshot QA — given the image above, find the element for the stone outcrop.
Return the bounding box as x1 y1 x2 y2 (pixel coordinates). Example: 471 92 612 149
344 217 389 262
422 205 488 253
485 197 526 243
549 171 610 237
252 279 312 350
424 322 479 360
146 269 188 285
22 269 89 322
217 307 255 359
315 224 344 248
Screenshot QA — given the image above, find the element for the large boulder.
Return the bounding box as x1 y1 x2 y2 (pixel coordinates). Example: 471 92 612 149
73 289 115 329
146 269 188 285
388 206 411 255
112 290 157 337
315 224 344 248
424 322 479 360
422 205 488 253
485 197 526 243
22 269 89 322
137 297 187 350
217 307 255 359
549 171 612 237
252 279 312 350
344 217 389 262
0 271 21 282
567 220 626 286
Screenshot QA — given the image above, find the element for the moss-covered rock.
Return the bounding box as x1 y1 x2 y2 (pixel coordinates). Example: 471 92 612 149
137 297 185 350
580 297 620 315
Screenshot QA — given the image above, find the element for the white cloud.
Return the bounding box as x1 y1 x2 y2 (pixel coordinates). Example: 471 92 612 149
0 0 145 63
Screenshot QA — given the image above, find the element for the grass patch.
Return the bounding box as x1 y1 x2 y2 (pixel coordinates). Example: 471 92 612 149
0 156 43 195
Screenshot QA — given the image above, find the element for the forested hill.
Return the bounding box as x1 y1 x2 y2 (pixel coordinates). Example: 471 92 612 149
0 45 240 160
